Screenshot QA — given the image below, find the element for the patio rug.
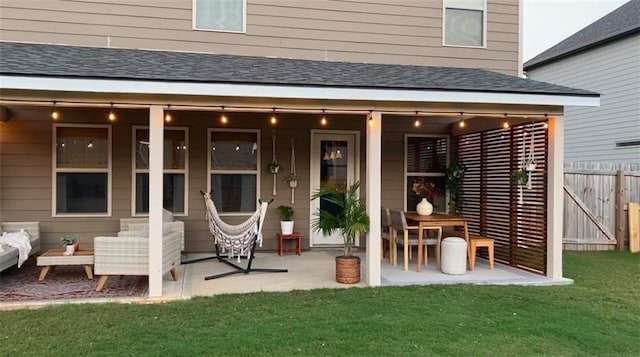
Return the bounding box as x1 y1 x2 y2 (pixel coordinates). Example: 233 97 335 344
0 259 148 302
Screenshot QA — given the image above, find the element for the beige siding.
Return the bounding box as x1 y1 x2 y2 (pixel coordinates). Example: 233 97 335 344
0 0 519 74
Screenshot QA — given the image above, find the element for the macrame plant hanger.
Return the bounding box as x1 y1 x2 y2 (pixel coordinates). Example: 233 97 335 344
289 138 296 204
271 132 278 196
525 126 536 189
518 129 527 205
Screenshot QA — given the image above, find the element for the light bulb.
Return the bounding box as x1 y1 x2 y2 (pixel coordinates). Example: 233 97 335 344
502 121 509 129
51 111 59 120
321 117 327 126
414 119 421 128
459 119 465 128
235 144 240 151
270 115 277 125
165 113 172 122
220 114 228 124
543 122 549 129
108 111 116 121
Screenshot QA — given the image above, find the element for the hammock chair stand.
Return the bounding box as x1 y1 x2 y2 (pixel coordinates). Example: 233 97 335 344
182 191 287 280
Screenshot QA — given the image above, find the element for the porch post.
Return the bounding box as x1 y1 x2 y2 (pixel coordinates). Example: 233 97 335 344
148 105 164 296
366 111 382 286
547 115 564 280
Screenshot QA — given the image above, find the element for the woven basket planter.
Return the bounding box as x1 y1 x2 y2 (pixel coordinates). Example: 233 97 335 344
335 255 360 284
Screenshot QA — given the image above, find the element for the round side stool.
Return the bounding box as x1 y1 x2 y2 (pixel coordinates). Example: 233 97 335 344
441 237 467 275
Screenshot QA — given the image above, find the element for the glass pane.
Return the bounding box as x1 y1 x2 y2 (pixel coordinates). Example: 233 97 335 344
211 174 256 213
136 129 186 170
445 8 483 46
320 140 348 215
447 0 485 10
135 173 185 214
56 127 108 168
56 173 108 213
407 176 446 213
211 131 257 170
195 0 244 31
407 137 447 173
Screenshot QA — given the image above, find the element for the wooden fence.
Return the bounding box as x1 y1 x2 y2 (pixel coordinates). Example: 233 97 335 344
563 162 640 251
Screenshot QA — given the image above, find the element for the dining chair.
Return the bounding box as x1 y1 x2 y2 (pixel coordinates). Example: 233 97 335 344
380 207 392 263
389 210 440 271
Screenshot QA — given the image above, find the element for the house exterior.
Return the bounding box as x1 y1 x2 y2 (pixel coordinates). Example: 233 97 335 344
524 0 640 164
0 0 599 297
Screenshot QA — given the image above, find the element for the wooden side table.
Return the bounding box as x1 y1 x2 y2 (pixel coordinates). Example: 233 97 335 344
37 248 95 281
277 232 302 256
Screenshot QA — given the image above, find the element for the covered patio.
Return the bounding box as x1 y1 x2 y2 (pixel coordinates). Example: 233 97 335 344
0 42 599 301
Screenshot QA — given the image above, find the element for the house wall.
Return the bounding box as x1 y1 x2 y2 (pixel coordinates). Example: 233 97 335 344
526 35 640 164
0 107 456 252
0 0 520 75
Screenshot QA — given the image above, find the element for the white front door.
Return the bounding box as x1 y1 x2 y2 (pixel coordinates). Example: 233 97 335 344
310 131 360 246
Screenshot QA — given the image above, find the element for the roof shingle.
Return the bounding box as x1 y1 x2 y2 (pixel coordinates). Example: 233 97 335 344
0 42 596 97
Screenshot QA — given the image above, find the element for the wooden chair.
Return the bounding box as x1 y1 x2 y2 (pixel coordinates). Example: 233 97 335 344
468 235 494 270
389 210 441 271
380 207 392 263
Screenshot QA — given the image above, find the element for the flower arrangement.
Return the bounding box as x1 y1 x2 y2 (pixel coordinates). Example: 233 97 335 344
412 179 436 202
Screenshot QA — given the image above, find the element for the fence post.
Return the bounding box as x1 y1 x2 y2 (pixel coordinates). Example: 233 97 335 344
616 170 626 251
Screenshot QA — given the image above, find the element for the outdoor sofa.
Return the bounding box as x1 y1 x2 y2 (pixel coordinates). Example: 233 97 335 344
0 221 40 274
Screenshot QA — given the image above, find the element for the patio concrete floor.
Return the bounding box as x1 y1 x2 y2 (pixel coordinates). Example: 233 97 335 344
0 249 572 310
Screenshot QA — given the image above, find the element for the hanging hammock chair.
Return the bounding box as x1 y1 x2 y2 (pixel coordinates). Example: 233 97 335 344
182 191 288 280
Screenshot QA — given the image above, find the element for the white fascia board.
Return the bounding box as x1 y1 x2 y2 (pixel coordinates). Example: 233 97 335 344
0 75 600 107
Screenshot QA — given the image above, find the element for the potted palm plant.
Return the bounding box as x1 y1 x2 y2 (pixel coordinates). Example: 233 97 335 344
311 181 370 284
277 205 294 235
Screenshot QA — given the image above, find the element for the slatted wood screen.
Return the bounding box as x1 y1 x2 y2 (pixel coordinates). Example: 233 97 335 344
458 123 548 274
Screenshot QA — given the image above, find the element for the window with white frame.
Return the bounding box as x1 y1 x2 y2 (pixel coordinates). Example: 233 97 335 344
208 129 259 214
133 127 188 215
443 0 486 47
193 0 245 32
405 135 449 212
54 124 111 216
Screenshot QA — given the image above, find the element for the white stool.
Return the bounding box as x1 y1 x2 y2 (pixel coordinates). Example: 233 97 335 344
441 237 467 275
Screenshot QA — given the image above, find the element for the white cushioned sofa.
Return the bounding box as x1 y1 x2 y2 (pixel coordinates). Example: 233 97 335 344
93 217 183 291
0 221 40 274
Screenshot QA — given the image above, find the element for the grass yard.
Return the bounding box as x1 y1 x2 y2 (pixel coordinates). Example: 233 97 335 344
1 251 638 356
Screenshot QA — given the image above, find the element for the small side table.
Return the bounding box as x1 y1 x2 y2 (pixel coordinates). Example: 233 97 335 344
277 232 302 256
37 248 95 281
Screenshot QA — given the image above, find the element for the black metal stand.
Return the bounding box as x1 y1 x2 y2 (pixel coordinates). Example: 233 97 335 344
203 239 288 280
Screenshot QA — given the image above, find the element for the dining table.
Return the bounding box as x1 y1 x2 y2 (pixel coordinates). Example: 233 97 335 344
404 212 470 272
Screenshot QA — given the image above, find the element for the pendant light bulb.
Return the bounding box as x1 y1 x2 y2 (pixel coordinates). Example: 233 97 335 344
320 109 327 126
51 101 59 120
502 113 509 129
108 103 116 122
458 112 465 128
220 106 228 124
414 119 421 128
270 108 277 125
165 105 172 123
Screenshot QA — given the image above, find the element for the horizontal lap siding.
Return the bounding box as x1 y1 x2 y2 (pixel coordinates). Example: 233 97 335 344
0 0 519 74
527 35 640 163
0 108 368 252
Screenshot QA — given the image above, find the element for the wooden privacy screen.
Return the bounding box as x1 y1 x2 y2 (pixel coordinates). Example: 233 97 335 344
458 122 548 274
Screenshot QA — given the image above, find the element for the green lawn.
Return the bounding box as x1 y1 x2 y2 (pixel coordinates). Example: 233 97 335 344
1 251 638 356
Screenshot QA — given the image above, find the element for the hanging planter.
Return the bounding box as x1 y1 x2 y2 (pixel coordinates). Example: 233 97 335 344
286 138 297 203
270 132 279 196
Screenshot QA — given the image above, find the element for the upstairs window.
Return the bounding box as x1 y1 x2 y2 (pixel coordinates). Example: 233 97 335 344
444 0 486 47
194 0 246 33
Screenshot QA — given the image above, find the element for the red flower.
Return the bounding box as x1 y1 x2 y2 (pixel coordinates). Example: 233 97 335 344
412 180 436 202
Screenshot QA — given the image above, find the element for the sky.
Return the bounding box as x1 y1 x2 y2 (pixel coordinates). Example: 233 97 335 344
522 0 629 62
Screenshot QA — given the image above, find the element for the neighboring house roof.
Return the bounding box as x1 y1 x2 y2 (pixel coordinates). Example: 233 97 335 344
0 42 596 97
524 0 640 71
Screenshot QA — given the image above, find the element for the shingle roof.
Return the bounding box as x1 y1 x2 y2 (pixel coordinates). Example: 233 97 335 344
0 42 596 97
524 0 640 71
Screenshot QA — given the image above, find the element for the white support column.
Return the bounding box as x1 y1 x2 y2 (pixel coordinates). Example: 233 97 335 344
148 105 164 296
547 115 564 280
366 111 382 286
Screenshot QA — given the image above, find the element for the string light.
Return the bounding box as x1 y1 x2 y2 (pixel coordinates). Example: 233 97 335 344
164 105 172 123
108 102 116 122
502 113 509 129
368 110 373 126
414 111 420 128
543 114 549 129
270 107 277 125
51 101 59 120
320 109 327 126
220 106 228 124
458 112 466 128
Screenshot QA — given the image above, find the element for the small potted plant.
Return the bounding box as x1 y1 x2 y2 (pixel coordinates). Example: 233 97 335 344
60 234 79 254
511 169 528 187
267 161 280 174
277 205 294 235
283 173 298 188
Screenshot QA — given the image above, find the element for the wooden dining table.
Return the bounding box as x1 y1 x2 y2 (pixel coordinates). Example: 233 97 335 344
404 212 470 272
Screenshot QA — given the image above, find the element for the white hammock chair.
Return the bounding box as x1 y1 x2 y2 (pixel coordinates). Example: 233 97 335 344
182 191 288 280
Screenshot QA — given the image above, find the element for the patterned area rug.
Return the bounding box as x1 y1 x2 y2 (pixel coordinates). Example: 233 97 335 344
0 258 148 302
